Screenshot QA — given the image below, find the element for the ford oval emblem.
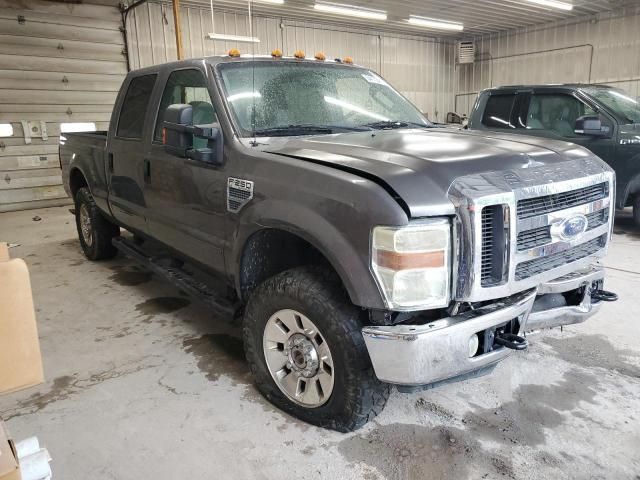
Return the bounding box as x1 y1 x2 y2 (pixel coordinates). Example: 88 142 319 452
557 214 588 240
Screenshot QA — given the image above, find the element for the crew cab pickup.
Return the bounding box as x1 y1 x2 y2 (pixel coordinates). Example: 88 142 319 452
468 84 640 223
60 55 617 431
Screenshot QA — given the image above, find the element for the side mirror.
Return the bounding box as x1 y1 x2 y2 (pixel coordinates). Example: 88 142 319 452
446 112 462 124
574 115 610 138
162 103 223 165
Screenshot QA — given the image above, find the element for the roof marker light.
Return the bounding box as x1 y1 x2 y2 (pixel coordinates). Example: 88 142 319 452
271 48 283 58
293 50 305 59
314 51 326 61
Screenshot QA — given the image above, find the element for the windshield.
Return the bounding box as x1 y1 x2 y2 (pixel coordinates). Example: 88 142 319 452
583 86 640 124
217 61 431 136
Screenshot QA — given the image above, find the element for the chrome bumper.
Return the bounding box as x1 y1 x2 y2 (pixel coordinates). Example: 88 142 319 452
362 265 605 386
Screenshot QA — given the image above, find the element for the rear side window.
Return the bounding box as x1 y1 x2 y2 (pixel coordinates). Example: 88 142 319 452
482 94 516 129
116 74 157 139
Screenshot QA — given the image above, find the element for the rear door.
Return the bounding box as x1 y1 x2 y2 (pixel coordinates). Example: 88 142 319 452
107 73 157 234
144 67 227 274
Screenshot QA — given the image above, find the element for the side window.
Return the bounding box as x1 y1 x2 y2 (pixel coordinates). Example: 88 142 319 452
481 94 516 129
116 74 157 139
525 93 597 138
154 69 216 142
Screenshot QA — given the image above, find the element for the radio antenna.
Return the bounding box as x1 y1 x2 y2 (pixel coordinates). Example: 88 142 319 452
248 0 257 146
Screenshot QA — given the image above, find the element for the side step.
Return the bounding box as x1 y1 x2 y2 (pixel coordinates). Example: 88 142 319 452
112 236 239 318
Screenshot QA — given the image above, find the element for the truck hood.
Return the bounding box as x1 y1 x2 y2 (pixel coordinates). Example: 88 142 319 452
261 128 600 217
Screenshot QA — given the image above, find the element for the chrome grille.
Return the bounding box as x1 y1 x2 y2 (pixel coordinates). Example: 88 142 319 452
515 235 607 280
516 207 609 251
517 182 608 219
480 207 495 285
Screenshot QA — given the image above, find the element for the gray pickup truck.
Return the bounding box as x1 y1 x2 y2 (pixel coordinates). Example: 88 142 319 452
60 54 617 431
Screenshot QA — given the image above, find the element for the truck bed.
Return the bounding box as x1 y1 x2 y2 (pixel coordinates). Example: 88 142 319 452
59 131 108 198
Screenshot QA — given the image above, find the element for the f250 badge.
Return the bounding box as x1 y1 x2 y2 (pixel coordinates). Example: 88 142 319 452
227 177 254 213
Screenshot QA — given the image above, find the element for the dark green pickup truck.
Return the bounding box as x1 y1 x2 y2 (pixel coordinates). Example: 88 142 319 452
468 84 640 223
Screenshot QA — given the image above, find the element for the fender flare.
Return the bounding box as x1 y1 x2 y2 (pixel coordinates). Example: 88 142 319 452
231 199 385 310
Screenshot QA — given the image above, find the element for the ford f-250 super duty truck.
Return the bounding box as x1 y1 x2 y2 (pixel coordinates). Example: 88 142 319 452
60 54 617 432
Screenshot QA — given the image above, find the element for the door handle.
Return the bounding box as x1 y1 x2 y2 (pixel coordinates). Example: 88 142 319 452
108 153 114 172
143 158 151 182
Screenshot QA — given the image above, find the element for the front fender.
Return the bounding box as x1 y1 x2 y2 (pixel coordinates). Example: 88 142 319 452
231 199 386 309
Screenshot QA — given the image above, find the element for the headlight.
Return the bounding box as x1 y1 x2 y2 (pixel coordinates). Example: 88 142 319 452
371 219 451 310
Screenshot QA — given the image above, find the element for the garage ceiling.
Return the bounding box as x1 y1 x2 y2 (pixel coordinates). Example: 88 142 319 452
139 0 630 37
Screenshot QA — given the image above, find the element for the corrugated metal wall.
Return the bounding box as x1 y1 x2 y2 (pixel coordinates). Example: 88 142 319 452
125 1 456 122
456 4 640 115
0 0 127 212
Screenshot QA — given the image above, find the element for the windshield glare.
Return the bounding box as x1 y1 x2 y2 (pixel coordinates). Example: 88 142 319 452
217 61 430 136
584 86 640 124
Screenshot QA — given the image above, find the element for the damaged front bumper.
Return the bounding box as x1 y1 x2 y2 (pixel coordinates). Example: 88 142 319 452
362 264 611 386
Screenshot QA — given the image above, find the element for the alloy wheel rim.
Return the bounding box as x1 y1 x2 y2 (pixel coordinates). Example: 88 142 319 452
79 204 93 247
263 309 335 408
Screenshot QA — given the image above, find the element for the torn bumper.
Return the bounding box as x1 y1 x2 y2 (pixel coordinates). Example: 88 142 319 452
362 265 606 386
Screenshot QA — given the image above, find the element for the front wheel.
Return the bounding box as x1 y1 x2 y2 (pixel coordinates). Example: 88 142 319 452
633 196 640 228
75 187 120 260
243 266 390 432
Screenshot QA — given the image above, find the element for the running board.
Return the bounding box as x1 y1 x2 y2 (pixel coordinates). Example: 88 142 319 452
112 236 238 318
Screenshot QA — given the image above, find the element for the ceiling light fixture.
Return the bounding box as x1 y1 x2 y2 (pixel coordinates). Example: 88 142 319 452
254 0 285 4
526 0 573 11
314 2 387 21
206 33 260 43
407 15 464 31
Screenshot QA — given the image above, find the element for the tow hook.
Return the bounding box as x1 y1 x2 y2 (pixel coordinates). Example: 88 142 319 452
591 289 618 302
494 332 528 351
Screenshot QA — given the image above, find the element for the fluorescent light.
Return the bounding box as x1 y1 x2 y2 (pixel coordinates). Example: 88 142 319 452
526 0 573 11
0 123 13 137
60 122 96 133
207 33 260 43
324 96 389 121
408 16 463 31
227 91 262 102
314 2 387 21
255 0 284 3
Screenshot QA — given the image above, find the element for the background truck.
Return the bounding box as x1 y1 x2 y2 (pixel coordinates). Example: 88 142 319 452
467 84 640 223
60 55 617 431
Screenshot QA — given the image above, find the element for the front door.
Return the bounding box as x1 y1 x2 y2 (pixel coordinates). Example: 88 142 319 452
520 92 614 162
145 68 227 274
107 73 157 234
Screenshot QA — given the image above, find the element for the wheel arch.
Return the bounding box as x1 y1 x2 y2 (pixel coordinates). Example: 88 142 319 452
232 202 385 310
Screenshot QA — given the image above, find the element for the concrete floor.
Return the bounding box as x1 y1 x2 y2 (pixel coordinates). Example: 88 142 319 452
1 206 639 480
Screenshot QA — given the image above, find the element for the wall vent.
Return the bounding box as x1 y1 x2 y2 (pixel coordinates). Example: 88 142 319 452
457 41 475 64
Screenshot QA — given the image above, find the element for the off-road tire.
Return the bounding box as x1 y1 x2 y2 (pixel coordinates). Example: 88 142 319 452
75 187 119 260
243 266 390 432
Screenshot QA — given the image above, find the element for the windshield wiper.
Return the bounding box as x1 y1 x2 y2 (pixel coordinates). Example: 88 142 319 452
363 120 433 130
253 124 369 137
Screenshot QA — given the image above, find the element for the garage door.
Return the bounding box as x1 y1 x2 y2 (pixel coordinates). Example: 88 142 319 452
0 0 126 212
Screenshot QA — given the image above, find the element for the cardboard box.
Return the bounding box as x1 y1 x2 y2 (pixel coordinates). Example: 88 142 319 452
0 420 20 480
0 243 44 395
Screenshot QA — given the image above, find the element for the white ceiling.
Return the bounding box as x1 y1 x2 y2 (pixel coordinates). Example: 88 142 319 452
121 0 631 38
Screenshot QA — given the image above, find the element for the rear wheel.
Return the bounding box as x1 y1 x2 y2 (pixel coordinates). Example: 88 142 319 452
75 187 120 260
243 266 390 432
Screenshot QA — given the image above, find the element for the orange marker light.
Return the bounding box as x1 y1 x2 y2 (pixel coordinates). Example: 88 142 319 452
228 48 241 57
271 48 283 58
314 51 326 61
293 50 305 59
162 127 167 145
344 56 353 64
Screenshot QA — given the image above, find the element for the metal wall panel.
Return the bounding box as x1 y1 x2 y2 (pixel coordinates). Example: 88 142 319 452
127 2 456 123
456 5 640 115
0 0 126 212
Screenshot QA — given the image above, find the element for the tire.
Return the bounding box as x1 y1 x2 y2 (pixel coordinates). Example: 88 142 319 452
633 196 640 228
243 266 390 432
74 187 120 260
